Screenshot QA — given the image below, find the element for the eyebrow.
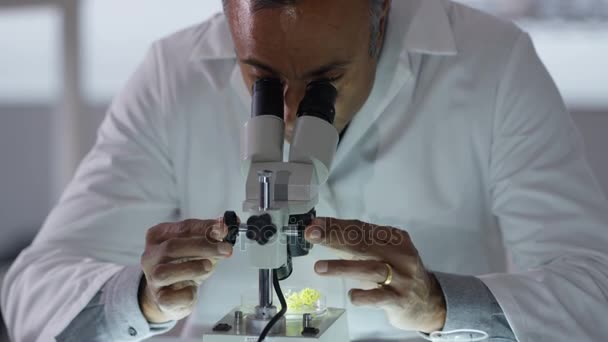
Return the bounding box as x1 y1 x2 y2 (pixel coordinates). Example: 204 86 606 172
240 57 351 79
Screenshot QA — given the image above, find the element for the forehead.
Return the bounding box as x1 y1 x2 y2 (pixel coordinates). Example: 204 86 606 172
227 0 371 73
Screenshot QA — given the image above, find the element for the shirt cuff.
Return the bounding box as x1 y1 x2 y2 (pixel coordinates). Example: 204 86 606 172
430 272 515 340
101 265 176 340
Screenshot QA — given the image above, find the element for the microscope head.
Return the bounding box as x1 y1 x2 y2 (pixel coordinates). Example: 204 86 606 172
229 78 338 279
241 78 339 215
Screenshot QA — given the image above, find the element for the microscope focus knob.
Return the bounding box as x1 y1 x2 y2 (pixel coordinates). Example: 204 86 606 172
246 213 277 245
222 211 240 246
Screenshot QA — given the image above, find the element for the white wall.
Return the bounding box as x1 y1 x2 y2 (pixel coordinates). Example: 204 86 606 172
0 6 60 103
0 106 54 259
82 0 223 103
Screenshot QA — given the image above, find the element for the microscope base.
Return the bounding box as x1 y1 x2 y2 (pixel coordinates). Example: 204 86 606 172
202 308 349 342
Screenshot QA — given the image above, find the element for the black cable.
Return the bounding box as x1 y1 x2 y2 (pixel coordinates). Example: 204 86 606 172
257 271 287 342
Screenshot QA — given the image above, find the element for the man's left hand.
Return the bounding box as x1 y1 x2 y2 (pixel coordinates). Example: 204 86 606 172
304 217 446 333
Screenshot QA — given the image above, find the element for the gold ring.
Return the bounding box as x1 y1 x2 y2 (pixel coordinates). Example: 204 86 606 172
379 263 393 287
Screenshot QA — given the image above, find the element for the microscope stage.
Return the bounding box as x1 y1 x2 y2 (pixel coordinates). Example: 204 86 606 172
202 308 349 342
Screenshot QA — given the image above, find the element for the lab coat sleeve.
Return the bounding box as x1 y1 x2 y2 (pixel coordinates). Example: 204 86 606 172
0 41 180 342
56 265 176 341
482 32 608 341
433 272 515 340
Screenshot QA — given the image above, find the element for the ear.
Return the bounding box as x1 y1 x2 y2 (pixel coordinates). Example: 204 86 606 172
374 0 391 58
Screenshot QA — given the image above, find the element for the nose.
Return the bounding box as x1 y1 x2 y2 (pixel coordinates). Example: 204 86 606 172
283 82 306 130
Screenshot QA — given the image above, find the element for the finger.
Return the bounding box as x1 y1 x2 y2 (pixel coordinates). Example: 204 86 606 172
150 259 214 287
208 219 229 242
305 217 409 260
157 285 198 312
147 219 227 245
314 260 390 284
157 237 233 263
169 280 198 291
349 287 400 308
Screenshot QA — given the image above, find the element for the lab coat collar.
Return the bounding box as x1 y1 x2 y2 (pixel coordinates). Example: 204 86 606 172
190 0 458 63
403 0 458 56
329 0 458 168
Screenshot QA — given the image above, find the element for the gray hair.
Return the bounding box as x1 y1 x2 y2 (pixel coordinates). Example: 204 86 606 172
222 0 388 57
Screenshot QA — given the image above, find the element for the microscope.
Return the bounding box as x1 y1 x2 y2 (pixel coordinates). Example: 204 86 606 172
201 78 349 342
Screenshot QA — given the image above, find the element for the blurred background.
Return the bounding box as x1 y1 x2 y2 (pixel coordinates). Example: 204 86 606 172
0 0 607 339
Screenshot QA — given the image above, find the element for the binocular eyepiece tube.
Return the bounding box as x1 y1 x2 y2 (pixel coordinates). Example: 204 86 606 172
251 78 338 125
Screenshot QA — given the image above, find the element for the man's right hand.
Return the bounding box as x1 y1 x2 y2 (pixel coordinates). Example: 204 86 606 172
139 218 234 323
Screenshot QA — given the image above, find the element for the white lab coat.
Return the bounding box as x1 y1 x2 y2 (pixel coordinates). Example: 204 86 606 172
3 0 608 341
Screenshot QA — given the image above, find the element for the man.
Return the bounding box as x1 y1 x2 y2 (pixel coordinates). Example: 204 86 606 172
2 0 608 341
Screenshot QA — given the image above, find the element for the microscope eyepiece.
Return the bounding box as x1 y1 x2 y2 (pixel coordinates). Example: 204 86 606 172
252 78 284 119
297 80 338 124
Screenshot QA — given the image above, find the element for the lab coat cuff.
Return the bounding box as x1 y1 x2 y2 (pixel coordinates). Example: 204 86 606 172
102 265 176 340
431 272 515 339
